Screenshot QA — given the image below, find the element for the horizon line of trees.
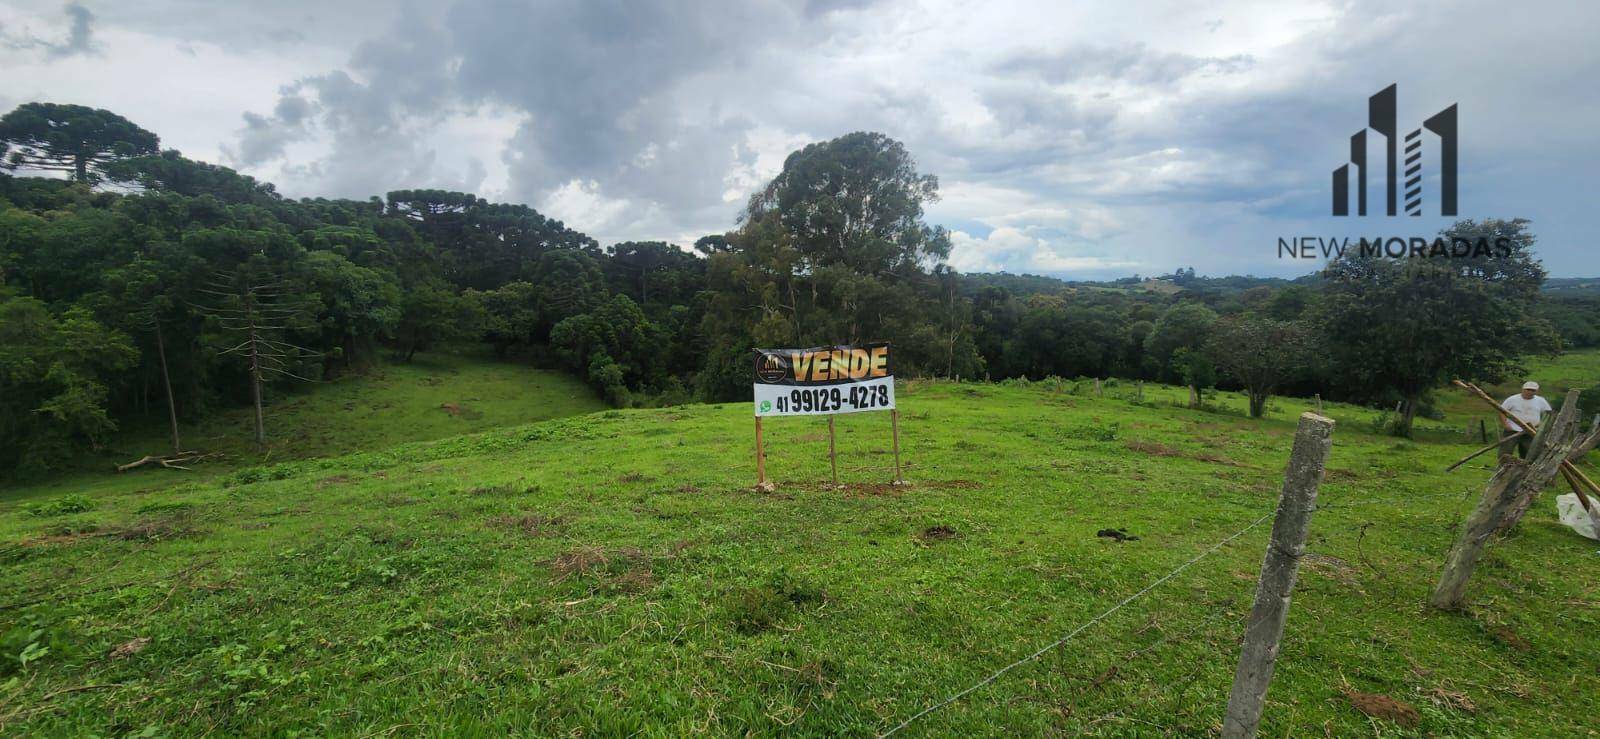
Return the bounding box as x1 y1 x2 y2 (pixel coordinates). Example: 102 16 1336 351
0 101 1584 479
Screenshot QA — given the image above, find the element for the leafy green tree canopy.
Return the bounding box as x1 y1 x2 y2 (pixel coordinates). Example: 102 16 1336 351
0 103 160 182
1318 218 1558 435
1207 314 1316 417
744 131 949 275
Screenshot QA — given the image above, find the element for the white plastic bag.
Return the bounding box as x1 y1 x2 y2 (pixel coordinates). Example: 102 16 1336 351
1556 493 1600 541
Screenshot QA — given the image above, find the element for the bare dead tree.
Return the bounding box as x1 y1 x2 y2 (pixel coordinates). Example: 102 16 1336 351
125 306 184 456
195 269 319 446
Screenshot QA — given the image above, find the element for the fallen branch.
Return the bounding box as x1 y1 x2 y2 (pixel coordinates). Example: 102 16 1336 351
0 683 125 727
1445 432 1521 472
116 451 216 472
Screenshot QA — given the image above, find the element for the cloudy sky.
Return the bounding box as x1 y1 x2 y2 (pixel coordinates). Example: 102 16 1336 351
2 0 1596 277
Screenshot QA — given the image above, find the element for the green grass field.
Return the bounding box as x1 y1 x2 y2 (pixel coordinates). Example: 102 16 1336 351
2 355 1597 735
1433 351 1599 433
115 350 608 466
8 352 605 506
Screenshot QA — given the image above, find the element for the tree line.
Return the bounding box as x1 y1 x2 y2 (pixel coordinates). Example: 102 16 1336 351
0 102 1577 478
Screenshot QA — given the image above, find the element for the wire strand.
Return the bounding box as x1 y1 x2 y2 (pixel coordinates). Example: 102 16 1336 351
879 509 1275 737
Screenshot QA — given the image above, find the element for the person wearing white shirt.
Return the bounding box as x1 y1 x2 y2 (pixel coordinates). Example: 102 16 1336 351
1500 381 1553 458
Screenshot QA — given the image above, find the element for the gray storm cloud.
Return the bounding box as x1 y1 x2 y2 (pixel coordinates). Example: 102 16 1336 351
47 0 1584 276
2 1 96 58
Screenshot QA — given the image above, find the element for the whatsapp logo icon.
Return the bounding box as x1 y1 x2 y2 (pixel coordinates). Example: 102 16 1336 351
759 400 772 413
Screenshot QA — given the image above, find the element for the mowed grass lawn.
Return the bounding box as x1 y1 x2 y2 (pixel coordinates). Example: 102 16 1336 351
2 359 1598 735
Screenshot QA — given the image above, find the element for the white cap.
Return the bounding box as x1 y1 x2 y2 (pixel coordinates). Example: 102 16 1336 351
1522 381 1539 391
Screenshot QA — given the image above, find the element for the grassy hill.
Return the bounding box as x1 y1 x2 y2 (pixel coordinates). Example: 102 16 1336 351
1433 350 1599 427
114 350 607 465
9 352 605 505
1 358 1597 734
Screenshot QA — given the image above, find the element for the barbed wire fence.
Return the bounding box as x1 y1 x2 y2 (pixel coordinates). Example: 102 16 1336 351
880 508 1278 736
876 413 1378 737
875 477 1486 736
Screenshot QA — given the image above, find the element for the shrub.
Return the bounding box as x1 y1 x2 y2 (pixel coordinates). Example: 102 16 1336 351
22 494 94 517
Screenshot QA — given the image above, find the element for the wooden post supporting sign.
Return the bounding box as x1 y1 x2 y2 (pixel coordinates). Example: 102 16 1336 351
755 416 769 489
890 409 903 485
828 415 839 486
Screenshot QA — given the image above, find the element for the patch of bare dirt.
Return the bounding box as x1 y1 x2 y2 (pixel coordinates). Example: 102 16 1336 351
917 525 959 543
316 474 354 489
1341 689 1420 727
115 513 198 542
1423 686 1477 713
1491 625 1532 652
17 529 102 547
839 482 902 497
1124 439 1244 467
488 513 565 537
617 472 652 484
110 637 150 659
1125 439 1182 457
610 567 656 593
550 546 625 580
439 402 483 419
1303 553 1359 586
925 479 981 490
547 543 688 592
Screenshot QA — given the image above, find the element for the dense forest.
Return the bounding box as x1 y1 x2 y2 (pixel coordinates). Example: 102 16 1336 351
2 102 1594 478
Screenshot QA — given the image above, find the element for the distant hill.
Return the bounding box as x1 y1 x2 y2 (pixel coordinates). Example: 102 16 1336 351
960 270 1314 298
1543 277 1600 295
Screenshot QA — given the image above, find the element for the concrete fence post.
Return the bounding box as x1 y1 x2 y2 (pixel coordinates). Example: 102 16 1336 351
1222 412 1335 738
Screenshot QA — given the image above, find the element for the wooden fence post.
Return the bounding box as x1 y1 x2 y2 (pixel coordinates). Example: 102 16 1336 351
1479 418 1488 443
1222 412 1335 738
1431 390 1582 608
1313 393 1322 415
1095 377 1103 398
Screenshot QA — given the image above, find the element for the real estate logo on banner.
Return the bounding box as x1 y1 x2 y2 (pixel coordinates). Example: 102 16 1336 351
753 343 895 417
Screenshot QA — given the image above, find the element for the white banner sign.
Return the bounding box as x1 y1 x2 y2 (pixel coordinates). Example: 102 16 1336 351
753 344 895 417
